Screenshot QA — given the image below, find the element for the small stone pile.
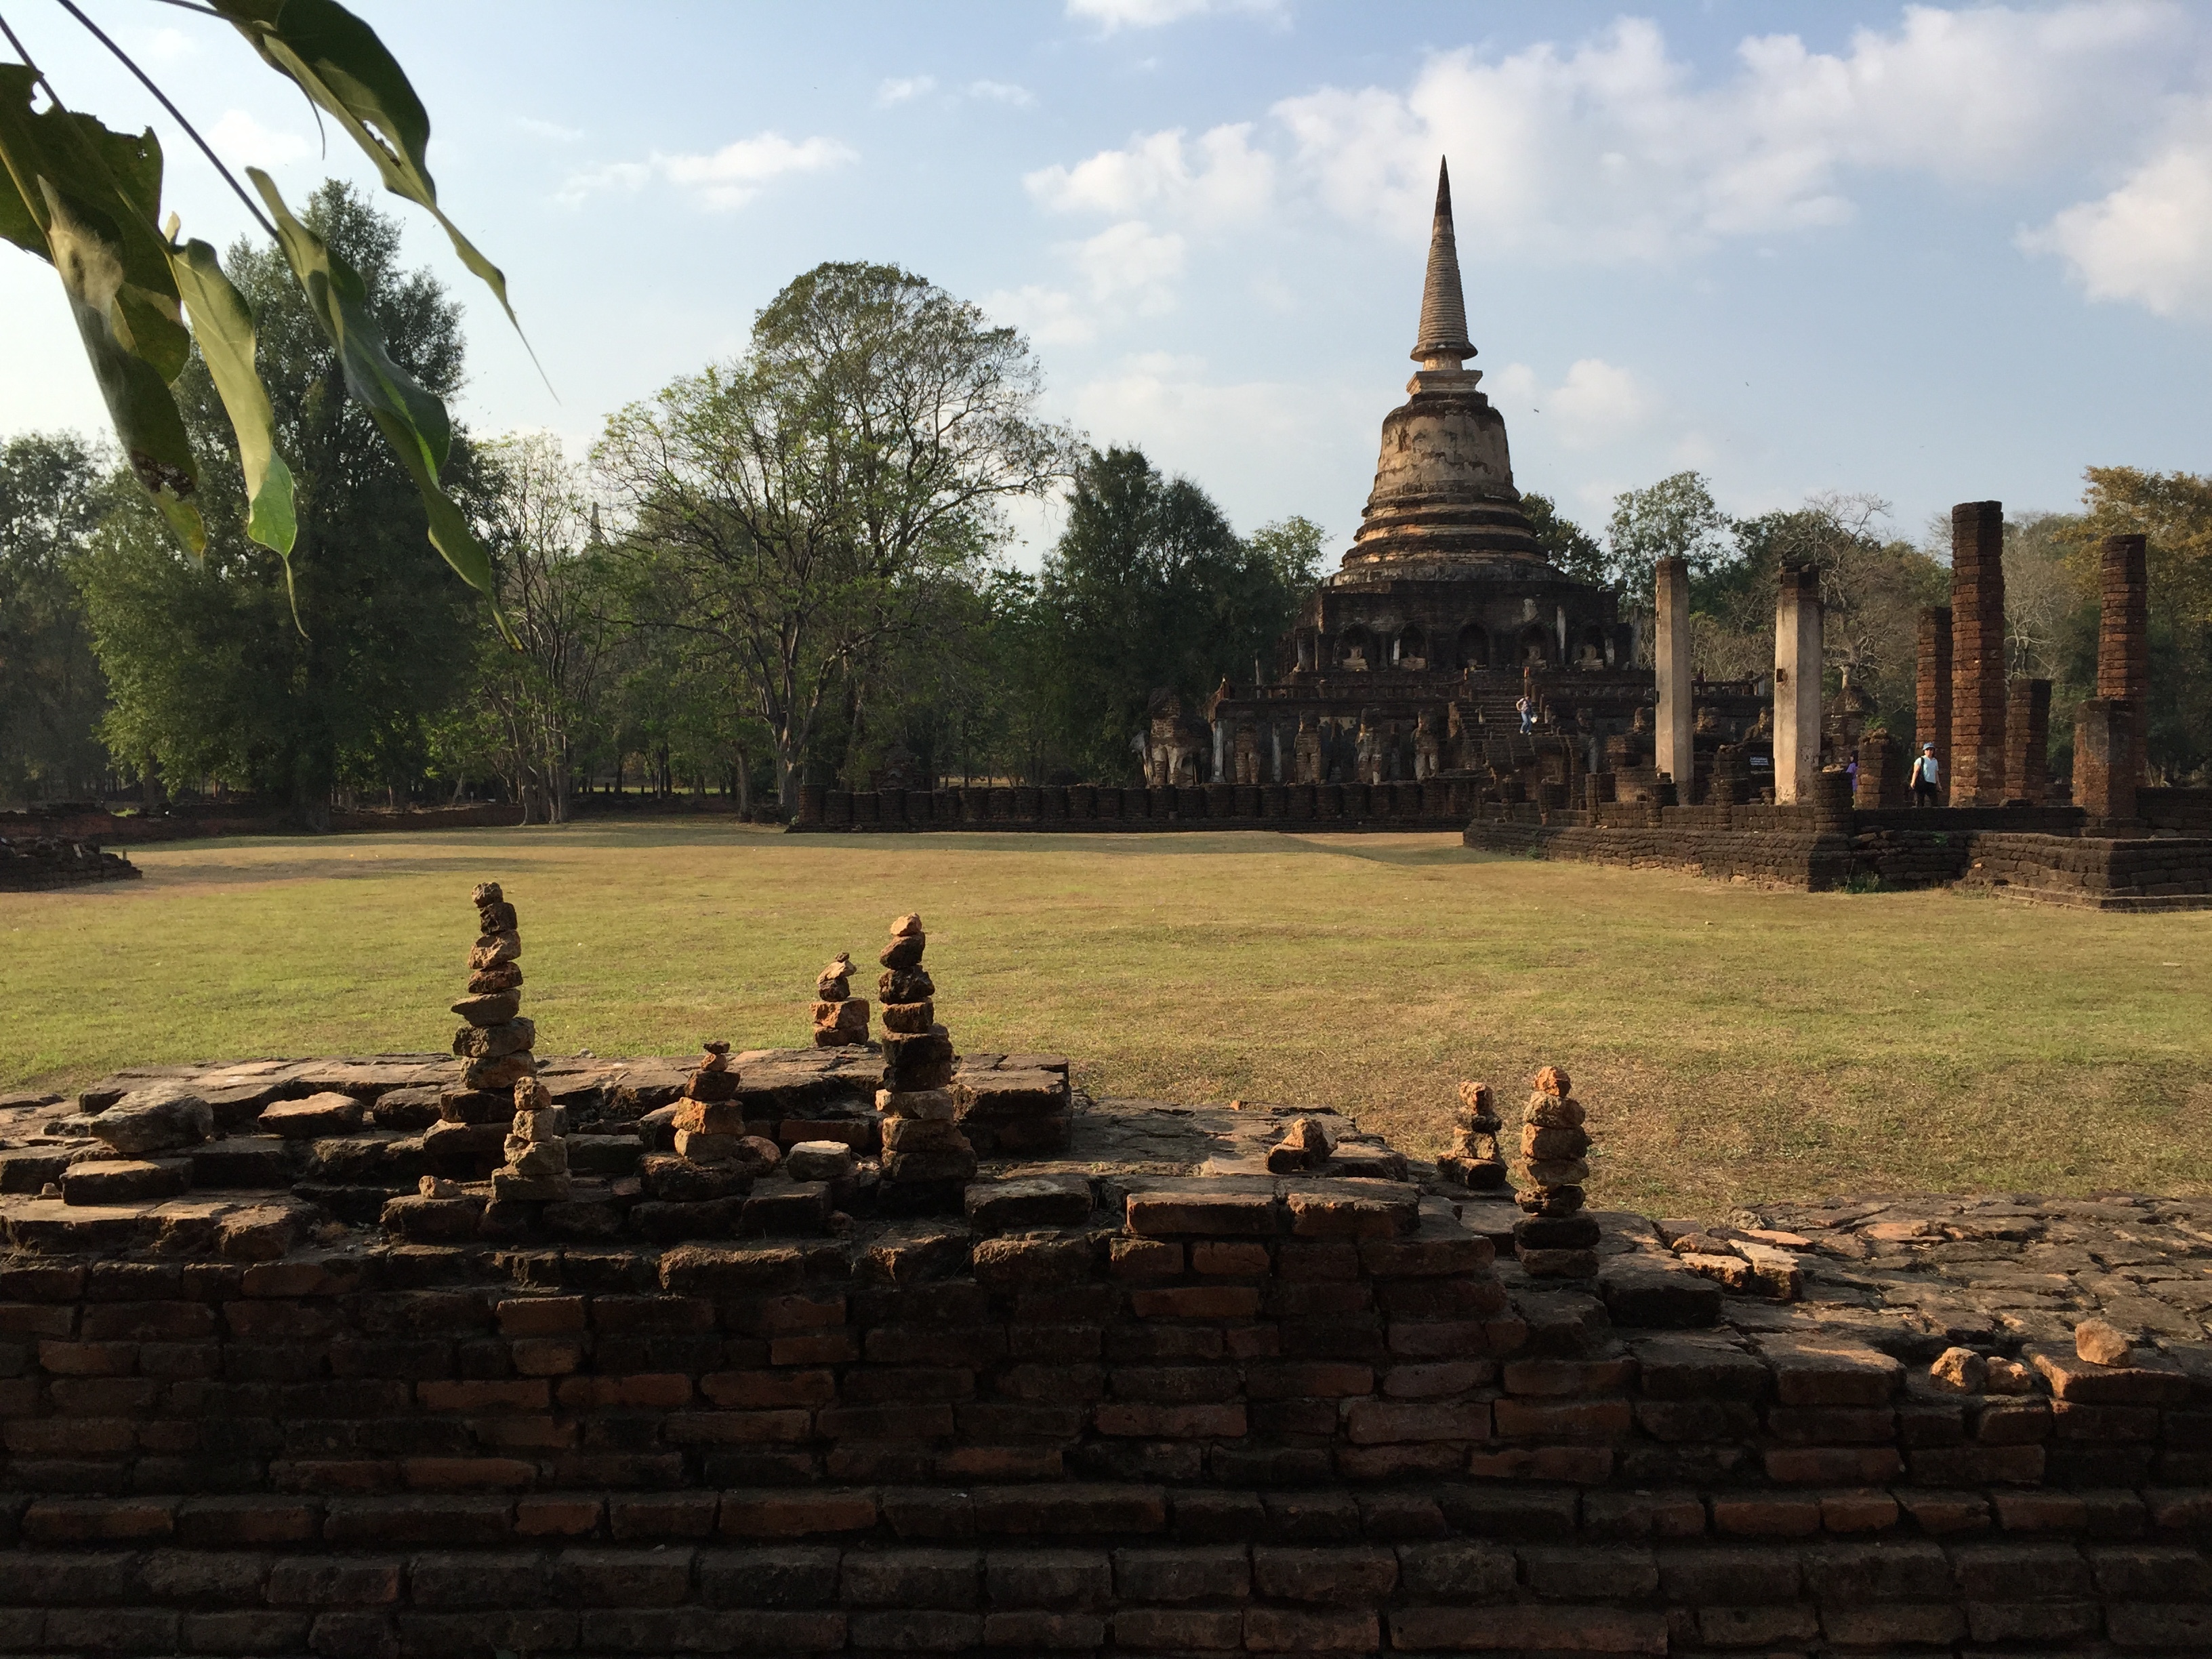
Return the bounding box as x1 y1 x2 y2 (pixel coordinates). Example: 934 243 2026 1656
1512 1066 1599 1278
491 1075 570 1202
874 914 971 1204
453 882 537 1093
1437 1080 1507 1190
670 1041 781 1176
813 951 869 1048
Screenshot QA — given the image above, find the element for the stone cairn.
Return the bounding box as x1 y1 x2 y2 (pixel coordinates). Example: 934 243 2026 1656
1437 1080 1507 1190
1512 1066 1599 1278
670 1040 781 1177
874 914 971 1204
813 951 870 1048
453 882 536 1093
492 1075 570 1202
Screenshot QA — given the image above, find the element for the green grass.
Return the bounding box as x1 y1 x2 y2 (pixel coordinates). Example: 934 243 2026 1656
5 823 2209 1216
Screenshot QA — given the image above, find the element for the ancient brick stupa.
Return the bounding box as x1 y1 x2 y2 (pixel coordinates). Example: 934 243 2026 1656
813 951 869 1048
1512 1066 1599 1277
452 882 537 1091
1438 1079 1507 1190
874 913 971 1206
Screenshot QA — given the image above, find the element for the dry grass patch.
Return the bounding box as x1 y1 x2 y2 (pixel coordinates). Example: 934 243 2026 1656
4 823 2207 1215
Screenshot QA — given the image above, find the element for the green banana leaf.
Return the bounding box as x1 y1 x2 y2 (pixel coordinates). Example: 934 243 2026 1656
212 0 523 340
0 66 203 549
249 166 499 608
167 230 298 560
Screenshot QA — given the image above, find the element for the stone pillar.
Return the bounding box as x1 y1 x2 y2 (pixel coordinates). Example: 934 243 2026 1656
2074 697 2136 824
2004 678 2051 806
2097 533 2149 789
1948 501 2007 805
1653 556 1693 800
1915 607 1952 805
1773 565 1822 804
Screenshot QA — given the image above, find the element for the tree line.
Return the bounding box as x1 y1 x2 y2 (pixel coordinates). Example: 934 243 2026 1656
5 182 2209 818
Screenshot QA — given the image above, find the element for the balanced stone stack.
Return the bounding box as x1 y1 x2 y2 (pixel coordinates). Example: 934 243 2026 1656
670 1041 781 1175
1437 1080 1507 1191
813 952 869 1048
491 1076 570 1202
453 882 537 1092
1512 1066 1599 1277
874 914 972 1206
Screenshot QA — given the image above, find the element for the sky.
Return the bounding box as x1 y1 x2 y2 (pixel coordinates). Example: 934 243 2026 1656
4 0 2211 571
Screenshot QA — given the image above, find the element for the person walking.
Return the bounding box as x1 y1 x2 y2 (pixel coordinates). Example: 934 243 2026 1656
1910 743 1941 806
1515 695 1534 735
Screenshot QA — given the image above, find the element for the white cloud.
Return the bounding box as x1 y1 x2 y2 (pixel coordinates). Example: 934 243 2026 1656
1270 5 2186 259
2025 110 2212 318
1074 352 1311 453
515 116 585 143
1065 0 1281 33
142 26 194 62
878 75 937 107
1025 123 1274 222
985 284 1095 346
1073 220 1185 309
966 79 1036 108
558 132 855 210
208 110 312 169
1488 358 1656 451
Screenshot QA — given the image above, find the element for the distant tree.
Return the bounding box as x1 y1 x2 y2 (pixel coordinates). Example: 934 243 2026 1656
0 432 113 805
1607 472 1733 592
596 262 1071 808
1037 446 1309 781
1520 491 1607 589
75 182 481 825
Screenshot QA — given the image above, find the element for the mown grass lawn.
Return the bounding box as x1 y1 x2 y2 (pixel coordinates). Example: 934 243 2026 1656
5 823 2207 1216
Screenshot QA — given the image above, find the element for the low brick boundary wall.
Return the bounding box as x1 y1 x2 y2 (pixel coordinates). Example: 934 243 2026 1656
794 782 1477 835
0 837 142 892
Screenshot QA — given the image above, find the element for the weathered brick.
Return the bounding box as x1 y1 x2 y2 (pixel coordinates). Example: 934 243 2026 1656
1522 1544 1658 1599
984 1549 1112 1608
848 1609 983 1651
1345 1399 1488 1444
1389 1605 1668 1654
717 1490 878 1538
140 1548 271 1605
608 1493 718 1538
1799 1539 1951 1601
1252 1544 1397 1603
975 1483 1166 1536
321 1497 512 1547
1492 1397 1631 1441
1094 1401 1246 1438
407 1550 547 1606
1820 1602 1966 1645
266 1555 404 1605
1244 1605 1379 1650
20 1496 173 1541
1396 1539 1515 1597
1114 1544 1250 1601
554 1546 695 1606
696 1544 843 1606
1711 1496 1822 1538
1113 1606 1243 1650
1130 1285 1261 1319
181 1610 312 1654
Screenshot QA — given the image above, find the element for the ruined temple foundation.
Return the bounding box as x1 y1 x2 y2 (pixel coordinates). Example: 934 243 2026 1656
0 1049 2208 1654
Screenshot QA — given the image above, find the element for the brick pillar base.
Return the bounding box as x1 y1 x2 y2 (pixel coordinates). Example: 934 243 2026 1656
2005 678 2051 806
2074 698 2137 824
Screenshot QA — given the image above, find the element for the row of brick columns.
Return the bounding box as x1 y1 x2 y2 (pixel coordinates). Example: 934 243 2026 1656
1912 514 2150 821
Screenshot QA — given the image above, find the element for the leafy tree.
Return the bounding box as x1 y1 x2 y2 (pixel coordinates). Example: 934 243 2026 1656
467 434 619 823
1521 491 1606 588
75 181 480 825
1607 471 1733 593
596 262 1071 808
1036 446 1311 781
0 430 114 805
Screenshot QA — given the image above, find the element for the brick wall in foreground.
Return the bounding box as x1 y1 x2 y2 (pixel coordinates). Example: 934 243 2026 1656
1 1179 2209 1656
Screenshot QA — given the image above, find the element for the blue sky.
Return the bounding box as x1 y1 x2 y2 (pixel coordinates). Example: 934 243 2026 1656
5 1 2210 567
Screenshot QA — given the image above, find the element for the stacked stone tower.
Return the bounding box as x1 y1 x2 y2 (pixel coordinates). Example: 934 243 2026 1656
875 914 972 1208
1513 1066 1598 1278
492 1075 570 1202
812 952 869 1048
1437 1080 1507 1190
452 882 536 1092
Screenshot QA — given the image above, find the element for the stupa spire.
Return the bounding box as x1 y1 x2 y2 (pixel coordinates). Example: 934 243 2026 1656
1411 158 1476 371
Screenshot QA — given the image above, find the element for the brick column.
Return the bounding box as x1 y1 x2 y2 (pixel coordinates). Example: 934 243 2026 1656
1915 607 1951 804
1856 730 1898 810
1948 501 2007 805
2004 678 2051 806
1653 556 1693 800
2097 533 2149 789
2074 697 2136 824
1772 565 1822 804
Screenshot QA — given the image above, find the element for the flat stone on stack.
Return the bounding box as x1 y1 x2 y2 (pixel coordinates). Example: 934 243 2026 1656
491 1076 571 1202
453 882 538 1092
875 914 974 1200
812 951 870 1048
1512 1066 1598 1277
1438 1080 1507 1190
